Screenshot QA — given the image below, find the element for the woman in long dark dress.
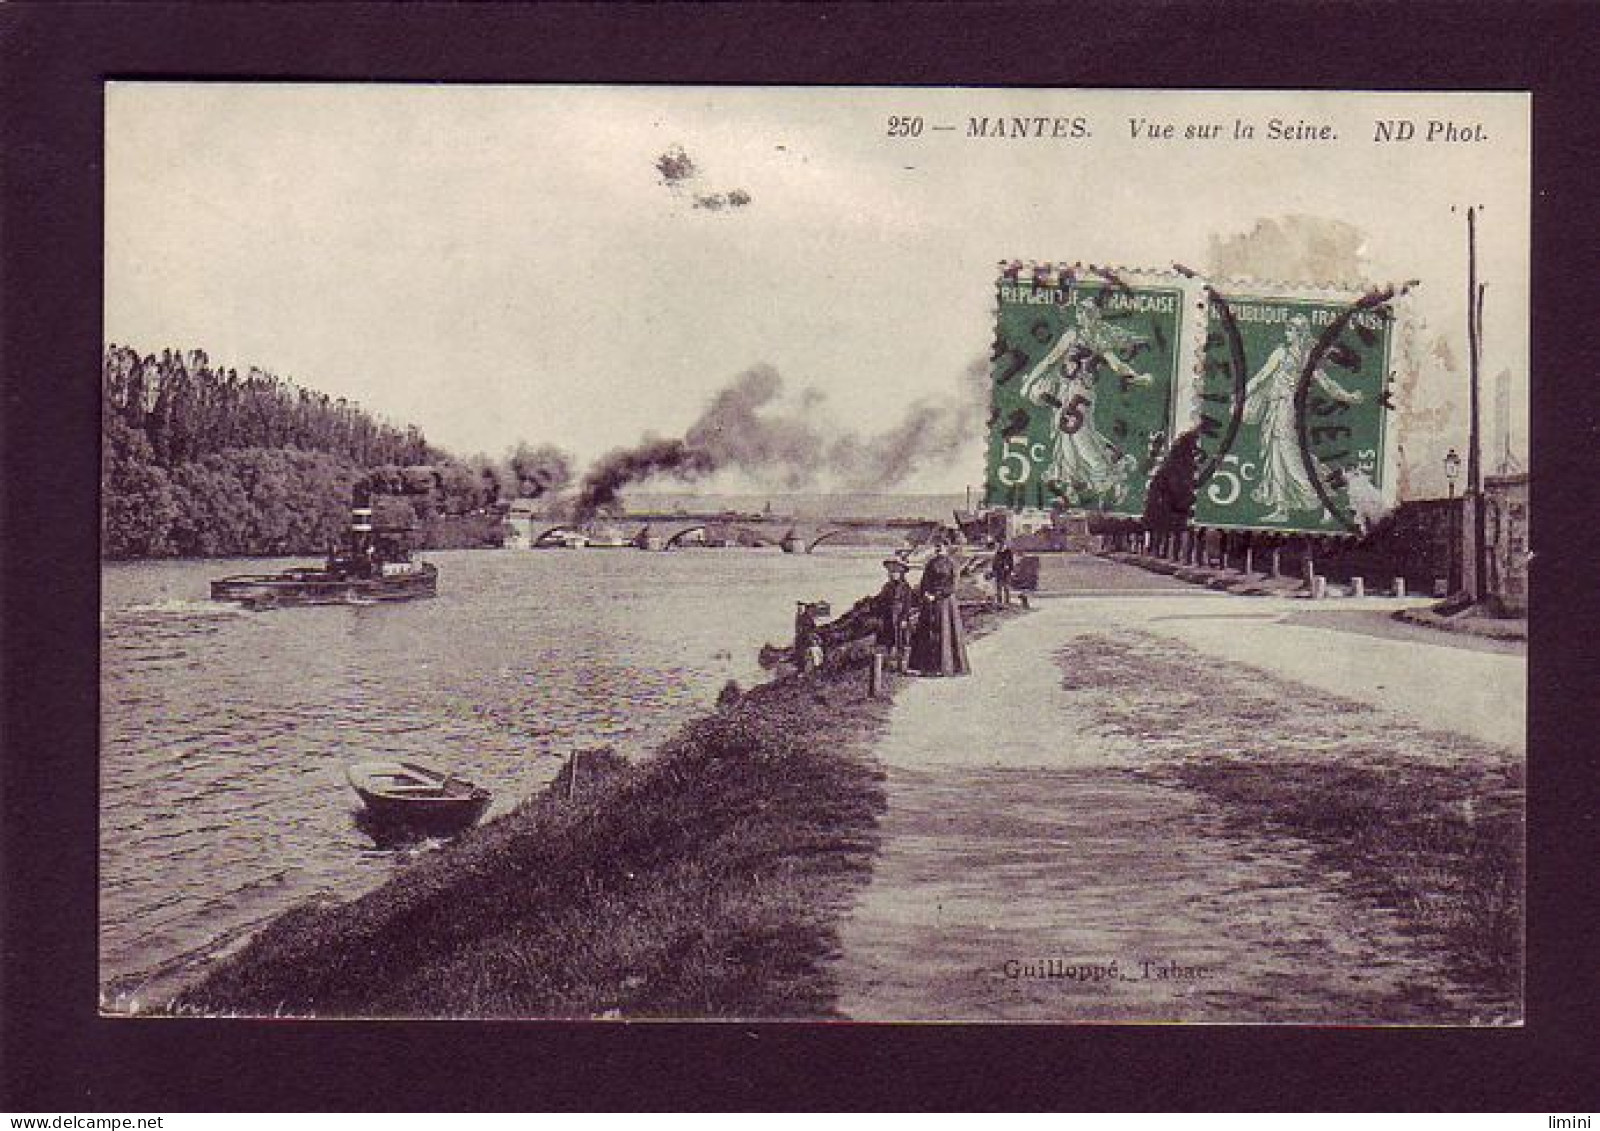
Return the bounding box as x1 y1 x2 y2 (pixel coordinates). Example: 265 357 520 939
907 544 970 676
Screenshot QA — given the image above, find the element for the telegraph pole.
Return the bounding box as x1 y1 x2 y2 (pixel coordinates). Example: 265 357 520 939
1466 206 1487 604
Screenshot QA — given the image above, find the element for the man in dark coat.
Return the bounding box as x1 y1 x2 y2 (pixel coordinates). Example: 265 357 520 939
991 537 1016 607
874 558 916 672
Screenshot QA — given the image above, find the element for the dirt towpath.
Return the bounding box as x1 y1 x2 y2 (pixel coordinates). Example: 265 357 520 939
830 556 1522 1023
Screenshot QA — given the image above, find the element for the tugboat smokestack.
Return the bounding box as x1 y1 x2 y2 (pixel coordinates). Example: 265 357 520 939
210 484 437 605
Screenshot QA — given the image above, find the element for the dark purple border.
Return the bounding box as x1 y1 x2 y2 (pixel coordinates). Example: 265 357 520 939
4 0 1598 1112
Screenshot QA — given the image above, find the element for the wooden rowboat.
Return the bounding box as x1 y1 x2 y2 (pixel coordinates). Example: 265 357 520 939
345 760 491 830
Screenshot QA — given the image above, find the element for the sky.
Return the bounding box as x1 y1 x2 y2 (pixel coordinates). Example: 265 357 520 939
105 85 1529 497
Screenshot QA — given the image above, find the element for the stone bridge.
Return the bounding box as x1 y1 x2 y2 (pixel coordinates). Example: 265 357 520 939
532 513 946 552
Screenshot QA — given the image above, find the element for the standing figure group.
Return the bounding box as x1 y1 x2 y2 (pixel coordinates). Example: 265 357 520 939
874 545 970 678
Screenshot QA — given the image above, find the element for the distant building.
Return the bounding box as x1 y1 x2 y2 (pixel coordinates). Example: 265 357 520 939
1002 508 1056 538
502 498 541 549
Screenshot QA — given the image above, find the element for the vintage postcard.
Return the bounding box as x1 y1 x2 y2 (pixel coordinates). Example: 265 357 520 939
100 85 1528 1023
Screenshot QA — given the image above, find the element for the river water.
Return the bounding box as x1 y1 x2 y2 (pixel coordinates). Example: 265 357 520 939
100 546 889 1009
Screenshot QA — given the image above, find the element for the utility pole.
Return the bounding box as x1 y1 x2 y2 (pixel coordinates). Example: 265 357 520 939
1466 206 1488 605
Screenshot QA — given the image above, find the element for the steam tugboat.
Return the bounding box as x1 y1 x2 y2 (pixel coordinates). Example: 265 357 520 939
209 489 438 608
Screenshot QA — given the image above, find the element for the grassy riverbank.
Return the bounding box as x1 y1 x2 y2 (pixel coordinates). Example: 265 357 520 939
1063 632 1524 1017
1395 604 1528 642
177 604 1021 1019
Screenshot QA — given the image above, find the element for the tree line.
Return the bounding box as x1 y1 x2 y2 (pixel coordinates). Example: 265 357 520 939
101 345 572 559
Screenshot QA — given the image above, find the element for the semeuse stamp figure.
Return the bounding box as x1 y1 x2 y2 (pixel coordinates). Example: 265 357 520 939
1242 313 1365 523
1020 297 1155 508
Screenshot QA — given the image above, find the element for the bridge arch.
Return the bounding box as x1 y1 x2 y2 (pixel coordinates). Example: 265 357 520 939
664 525 708 549
806 528 851 554
533 525 582 547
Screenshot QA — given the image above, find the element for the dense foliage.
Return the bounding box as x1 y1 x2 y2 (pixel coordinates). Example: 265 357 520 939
101 345 516 559
1140 427 1201 537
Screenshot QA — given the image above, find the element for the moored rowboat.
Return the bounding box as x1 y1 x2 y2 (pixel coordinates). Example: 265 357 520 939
345 759 491 828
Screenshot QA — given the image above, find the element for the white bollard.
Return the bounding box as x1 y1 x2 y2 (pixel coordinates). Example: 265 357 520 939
1312 575 1328 600
1350 577 1365 598
1393 576 1407 598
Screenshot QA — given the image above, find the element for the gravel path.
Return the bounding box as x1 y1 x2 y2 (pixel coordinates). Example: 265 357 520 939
831 556 1522 1023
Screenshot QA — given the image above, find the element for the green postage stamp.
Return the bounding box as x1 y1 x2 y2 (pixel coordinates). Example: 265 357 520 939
1191 289 1396 535
984 268 1185 519
984 266 1399 537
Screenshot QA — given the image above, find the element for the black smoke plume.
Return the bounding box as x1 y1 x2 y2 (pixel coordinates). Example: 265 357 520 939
575 438 717 520
683 365 826 488
508 442 574 499
572 358 988 516
827 358 990 489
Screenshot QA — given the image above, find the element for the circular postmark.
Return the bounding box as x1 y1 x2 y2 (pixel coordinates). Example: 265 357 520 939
1193 283 1403 534
1295 287 1404 532
989 263 1183 514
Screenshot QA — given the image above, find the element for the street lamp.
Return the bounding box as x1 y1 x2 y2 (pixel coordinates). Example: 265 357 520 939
1444 448 1462 594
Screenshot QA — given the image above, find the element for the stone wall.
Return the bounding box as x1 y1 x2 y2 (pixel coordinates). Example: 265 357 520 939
1484 474 1530 615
